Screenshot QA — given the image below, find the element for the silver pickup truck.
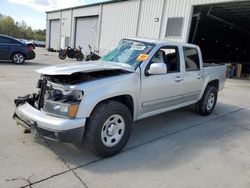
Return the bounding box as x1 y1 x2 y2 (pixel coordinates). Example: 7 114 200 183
13 38 226 157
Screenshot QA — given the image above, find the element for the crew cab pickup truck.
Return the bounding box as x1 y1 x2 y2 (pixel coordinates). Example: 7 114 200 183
13 38 226 157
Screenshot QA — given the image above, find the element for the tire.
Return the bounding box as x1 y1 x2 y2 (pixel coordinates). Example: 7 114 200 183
76 53 84 61
58 51 66 60
12 53 25 64
195 86 218 116
84 100 133 158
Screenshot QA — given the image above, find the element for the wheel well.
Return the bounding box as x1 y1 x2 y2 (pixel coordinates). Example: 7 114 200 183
207 79 219 90
95 95 134 118
11 52 26 59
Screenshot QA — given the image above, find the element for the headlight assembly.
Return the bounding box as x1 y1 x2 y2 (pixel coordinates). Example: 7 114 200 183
72 90 84 101
44 100 79 118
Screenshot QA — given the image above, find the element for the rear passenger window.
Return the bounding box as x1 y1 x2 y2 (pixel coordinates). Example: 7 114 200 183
183 47 200 71
0 37 13 44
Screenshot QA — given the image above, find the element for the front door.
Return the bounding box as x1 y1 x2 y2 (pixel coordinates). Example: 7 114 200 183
140 46 184 117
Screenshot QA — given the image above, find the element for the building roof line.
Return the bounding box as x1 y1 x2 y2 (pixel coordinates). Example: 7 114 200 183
45 0 129 13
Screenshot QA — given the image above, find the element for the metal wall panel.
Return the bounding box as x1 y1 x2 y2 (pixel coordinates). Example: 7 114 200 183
137 0 164 39
47 12 61 49
99 0 140 54
49 19 60 50
73 6 100 17
75 16 99 54
161 0 244 42
72 6 100 47
61 10 72 38
47 11 60 20
46 0 247 51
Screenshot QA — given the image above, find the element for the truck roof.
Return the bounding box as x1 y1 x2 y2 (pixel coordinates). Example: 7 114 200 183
126 37 198 48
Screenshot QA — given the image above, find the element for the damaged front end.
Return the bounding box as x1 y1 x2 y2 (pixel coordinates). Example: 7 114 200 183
13 76 86 143
13 61 134 143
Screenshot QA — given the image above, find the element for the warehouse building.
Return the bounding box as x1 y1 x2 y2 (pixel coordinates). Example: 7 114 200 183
46 0 250 76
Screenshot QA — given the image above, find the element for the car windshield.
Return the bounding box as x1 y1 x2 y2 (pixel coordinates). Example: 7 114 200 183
101 39 155 69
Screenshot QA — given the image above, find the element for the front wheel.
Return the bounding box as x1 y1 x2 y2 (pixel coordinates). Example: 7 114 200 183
195 86 218 116
84 101 133 158
76 53 84 61
12 53 25 64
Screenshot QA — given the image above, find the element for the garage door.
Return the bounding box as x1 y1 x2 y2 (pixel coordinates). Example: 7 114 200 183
75 16 98 54
49 19 60 51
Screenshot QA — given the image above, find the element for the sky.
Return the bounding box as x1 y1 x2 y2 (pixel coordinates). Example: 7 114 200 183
0 0 105 30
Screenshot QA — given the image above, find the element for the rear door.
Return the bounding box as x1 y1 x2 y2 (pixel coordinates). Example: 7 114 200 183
180 46 203 102
0 36 11 60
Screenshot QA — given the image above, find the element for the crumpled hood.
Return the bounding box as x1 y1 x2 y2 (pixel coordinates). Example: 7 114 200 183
37 61 135 75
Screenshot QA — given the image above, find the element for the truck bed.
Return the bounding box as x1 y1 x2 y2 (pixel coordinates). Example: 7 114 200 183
203 63 225 67
203 64 226 91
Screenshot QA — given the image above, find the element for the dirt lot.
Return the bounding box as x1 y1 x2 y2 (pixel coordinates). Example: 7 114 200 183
0 47 250 188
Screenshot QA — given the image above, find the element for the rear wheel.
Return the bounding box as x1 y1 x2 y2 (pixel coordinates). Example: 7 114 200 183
195 86 218 116
12 53 25 64
76 53 84 61
84 101 133 158
58 51 66 60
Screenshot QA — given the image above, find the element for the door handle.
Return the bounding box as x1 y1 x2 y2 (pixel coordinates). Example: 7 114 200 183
197 74 203 79
174 76 183 82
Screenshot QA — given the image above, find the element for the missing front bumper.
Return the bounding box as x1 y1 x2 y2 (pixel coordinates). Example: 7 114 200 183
13 102 86 143
13 113 85 143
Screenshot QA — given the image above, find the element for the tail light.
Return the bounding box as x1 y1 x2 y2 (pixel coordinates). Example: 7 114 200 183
27 45 34 51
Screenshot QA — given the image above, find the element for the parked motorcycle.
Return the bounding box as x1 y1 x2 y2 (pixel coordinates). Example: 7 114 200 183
85 45 101 61
58 46 84 61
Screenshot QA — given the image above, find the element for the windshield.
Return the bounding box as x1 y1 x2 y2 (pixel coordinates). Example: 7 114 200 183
101 39 155 69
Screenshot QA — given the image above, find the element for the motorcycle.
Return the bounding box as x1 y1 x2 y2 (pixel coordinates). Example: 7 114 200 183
85 45 101 61
58 46 84 61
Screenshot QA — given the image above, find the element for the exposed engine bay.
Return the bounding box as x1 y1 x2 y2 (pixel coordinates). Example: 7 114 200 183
44 69 131 84
14 69 131 118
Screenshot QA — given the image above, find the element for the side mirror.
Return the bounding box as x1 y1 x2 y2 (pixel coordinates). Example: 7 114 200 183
148 63 167 75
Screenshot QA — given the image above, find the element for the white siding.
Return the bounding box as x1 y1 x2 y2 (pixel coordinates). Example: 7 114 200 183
161 0 246 42
47 11 60 20
73 6 100 17
46 0 248 50
46 12 61 48
137 0 165 39
99 0 140 54
61 10 72 38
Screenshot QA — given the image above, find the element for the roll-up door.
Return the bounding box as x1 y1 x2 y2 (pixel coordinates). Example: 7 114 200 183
49 19 60 50
75 16 98 54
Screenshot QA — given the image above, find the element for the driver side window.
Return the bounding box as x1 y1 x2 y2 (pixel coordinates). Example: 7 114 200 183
151 46 180 73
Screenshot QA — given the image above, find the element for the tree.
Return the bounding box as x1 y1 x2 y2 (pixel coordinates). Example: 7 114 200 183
0 14 46 41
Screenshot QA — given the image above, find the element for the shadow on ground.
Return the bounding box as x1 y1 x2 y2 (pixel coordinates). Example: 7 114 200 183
0 60 48 66
31 101 248 173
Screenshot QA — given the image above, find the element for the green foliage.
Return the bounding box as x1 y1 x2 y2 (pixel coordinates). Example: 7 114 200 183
0 14 45 41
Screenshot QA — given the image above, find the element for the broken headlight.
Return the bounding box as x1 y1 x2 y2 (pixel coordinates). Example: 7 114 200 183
43 90 84 118
72 90 84 101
